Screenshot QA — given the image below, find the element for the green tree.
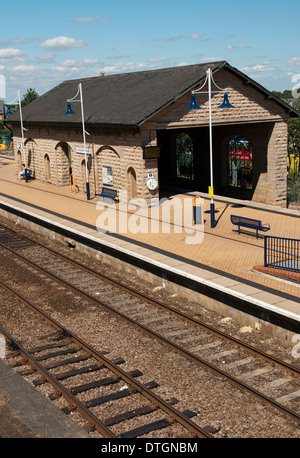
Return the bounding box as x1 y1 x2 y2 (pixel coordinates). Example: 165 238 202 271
21 88 39 106
273 89 300 160
288 119 300 153
288 118 300 201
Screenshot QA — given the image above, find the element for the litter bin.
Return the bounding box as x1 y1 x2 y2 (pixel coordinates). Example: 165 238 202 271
193 196 203 224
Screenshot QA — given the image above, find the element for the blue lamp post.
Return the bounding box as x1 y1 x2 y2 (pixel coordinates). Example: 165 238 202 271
5 105 14 115
186 68 234 228
64 83 91 200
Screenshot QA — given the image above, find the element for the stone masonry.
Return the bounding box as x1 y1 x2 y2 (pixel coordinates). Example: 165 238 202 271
13 125 159 205
13 66 291 207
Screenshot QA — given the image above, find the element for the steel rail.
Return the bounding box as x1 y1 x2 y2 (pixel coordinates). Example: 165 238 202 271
0 280 211 439
1 241 300 424
64 249 300 375
1 222 299 377
0 325 117 438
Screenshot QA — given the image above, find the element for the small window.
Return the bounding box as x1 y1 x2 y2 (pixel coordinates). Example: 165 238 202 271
44 154 51 181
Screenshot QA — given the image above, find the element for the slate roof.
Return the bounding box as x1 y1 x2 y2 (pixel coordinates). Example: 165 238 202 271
8 61 299 128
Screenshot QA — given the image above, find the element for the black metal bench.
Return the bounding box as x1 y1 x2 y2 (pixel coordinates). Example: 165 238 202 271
97 187 118 201
230 215 270 239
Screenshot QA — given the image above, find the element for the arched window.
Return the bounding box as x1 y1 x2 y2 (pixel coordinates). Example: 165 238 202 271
127 167 137 200
96 146 121 191
176 133 194 180
228 135 253 189
44 154 51 182
55 141 72 186
17 150 22 170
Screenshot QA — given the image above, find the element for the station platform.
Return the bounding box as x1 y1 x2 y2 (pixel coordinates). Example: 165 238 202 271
0 359 89 438
0 155 299 437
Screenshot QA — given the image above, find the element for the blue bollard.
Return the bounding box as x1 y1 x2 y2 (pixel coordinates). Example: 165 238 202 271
193 196 203 224
86 181 90 200
210 200 215 228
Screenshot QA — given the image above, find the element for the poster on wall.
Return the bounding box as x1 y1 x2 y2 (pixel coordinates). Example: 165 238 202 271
102 166 114 185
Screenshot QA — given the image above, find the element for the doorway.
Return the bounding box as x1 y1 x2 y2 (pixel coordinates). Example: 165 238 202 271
55 141 72 186
157 128 210 192
44 154 51 182
127 167 137 200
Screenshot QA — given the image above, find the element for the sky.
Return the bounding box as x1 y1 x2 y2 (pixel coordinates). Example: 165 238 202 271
1 0 300 102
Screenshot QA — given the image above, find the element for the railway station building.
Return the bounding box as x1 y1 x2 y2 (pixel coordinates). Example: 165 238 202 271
9 61 299 207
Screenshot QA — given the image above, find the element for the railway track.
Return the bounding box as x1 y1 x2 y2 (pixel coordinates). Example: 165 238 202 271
0 281 211 438
0 222 300 436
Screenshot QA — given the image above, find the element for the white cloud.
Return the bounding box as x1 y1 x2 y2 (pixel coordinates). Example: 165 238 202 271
288 57 300 65
10 65 40 73
188 34 203 40
107 54 130 60
201 57 223 63
40 36 86 50
59 59 77 67
75 16 108 23
83 58 99 65
148 57 169 63
97 61 155 75
52 58 99 71
226 45 250 50
53 65 79 73
0 38 29 46
242 64 275 72
36 53 56 62
0 37 44 46
0 48 27 63
188 34 209 42
166 35 182 41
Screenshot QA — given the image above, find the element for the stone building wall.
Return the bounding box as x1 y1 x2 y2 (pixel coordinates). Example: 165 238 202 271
13 124 160 204
145 69 288 129
141 68 289 208
266 121 289 207
13 67 290 207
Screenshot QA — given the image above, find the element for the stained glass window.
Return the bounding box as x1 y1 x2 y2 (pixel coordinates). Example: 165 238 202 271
228 135 253 189
176 133 194 180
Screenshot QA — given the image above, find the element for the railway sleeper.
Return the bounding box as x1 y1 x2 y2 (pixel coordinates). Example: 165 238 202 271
120 409 197 438
62 381 159 413
10 356 29 368
35 347 79 361
104 397 179 427
18 354 92 375
29 339 73 353
32 357 126 385
70 369 143 395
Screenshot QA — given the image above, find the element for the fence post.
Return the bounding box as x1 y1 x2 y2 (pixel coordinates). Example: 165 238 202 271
264 236 267 267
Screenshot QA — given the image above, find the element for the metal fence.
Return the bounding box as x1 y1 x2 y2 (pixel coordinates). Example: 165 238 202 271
264 236 300 273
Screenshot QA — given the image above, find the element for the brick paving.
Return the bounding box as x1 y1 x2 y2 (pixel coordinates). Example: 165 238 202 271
0 156 299 298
